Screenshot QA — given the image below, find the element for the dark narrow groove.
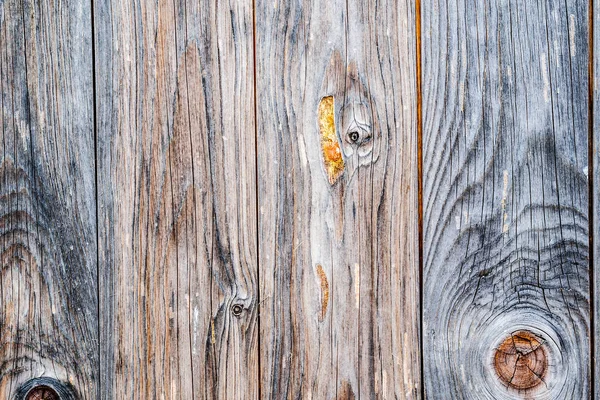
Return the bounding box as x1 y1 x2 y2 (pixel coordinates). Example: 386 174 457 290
415 0 424 397
588 0 595 397
90 0 101 396
252 0 261 398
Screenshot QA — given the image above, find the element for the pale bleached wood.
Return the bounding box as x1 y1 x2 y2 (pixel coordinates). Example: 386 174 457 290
0 0 97 398
256 0 420 398
95 0 258 398
422 0 590 398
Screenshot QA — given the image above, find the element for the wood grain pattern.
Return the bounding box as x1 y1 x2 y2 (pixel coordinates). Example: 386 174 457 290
594 0 600 396
422 0 590 398
0 0 97 398
95 0 258 398
2 0 596 397
256 0 420 398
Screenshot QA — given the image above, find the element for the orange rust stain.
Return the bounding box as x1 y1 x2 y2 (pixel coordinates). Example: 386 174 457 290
494 331 548 390
318 96 344 184
316 264 329 321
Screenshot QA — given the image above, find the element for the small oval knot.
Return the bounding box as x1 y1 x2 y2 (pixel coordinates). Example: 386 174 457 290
494 330 547 390
345 123 371 146
231 304 244 317
340 99 375 165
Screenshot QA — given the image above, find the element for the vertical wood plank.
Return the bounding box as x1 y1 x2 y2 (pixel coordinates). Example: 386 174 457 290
256 1 420 398
422 0 590 398
594 0 599 395
95 0 258 398
0 0 97 398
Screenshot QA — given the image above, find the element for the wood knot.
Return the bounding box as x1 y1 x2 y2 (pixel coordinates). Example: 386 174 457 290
318 51 380 187
26 386 59 400
340 99 373 162
494 331 547 390
15 378 75 400
231 304 244 317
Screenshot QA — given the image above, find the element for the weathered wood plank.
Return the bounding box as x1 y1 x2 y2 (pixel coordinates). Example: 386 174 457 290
594 0 600 395
95 0 258 398
256 1 420 398
422 0 590 398
0 0 97 398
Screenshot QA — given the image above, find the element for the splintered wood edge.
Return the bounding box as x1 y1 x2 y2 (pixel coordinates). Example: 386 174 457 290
318 96 344 184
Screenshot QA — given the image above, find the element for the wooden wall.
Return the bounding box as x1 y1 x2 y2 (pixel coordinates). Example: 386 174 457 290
0 0 596 398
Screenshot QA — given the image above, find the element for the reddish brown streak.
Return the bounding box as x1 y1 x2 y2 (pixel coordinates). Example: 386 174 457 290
316 264 330 321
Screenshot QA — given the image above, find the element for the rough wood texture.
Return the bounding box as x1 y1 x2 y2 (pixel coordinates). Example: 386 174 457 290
3 0 597 397
256 0 420 398
422 0 590 398
594 0 600 395
95 0 258 398
0 0 97 398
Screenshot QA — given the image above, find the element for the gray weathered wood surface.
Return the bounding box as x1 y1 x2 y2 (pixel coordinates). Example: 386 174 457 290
594 0 600 396
95 0 258 398
0 0 97 398
0 0 597 398
256 0 420 398
422 0 590 398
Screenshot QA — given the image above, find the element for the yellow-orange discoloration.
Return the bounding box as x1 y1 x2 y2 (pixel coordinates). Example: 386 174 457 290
316 264 329 321
211 319 216 344
318 96 344 184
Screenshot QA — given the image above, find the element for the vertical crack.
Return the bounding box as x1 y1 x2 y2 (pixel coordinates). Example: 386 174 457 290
589 0 595 397
415 0 424 397
252 0 261 398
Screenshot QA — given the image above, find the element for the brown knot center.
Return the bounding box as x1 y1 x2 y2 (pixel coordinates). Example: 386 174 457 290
26 386 59 400
494 331 547 390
